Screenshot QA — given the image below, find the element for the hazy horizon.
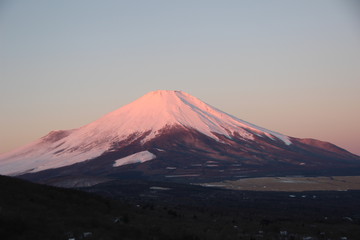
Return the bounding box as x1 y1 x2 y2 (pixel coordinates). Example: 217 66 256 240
1 1 359 155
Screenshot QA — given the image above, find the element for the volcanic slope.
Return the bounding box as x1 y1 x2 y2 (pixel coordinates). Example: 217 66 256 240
0 90 359 184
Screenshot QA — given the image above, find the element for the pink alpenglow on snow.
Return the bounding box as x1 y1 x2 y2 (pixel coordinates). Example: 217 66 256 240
113 151 156 167
0 90 292 176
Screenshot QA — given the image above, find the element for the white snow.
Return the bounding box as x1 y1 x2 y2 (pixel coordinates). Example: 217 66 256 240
166 167 177 170
155 148 165 152
75 90 291 145
0 90 292 176
113 151 156 167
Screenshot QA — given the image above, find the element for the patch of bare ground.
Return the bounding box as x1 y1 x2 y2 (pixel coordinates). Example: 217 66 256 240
201 176 360 192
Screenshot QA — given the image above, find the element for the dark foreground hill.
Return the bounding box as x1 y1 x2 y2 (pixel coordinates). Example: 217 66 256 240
1 175 360 240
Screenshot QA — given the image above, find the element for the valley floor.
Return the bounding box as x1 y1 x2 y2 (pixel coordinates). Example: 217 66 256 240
83 177 360 240
2 175 360 240
200 176 360 192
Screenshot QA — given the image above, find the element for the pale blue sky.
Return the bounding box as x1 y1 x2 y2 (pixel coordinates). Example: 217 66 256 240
1 0 360 155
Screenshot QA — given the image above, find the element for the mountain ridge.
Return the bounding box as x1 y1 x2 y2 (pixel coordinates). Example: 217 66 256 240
0 90 359 181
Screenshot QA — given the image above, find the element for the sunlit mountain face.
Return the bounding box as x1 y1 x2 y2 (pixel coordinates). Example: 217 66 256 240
1 90 359 186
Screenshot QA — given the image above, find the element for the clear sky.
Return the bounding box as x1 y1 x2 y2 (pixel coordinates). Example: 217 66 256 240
1 0 360 155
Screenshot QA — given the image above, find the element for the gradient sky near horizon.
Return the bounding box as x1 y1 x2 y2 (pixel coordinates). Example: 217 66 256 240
1 0 360 155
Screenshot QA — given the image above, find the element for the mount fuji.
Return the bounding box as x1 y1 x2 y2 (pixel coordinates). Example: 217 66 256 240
1 90 359 185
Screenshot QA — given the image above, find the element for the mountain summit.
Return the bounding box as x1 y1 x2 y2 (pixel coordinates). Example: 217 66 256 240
0 90 359 184
94 90 291 144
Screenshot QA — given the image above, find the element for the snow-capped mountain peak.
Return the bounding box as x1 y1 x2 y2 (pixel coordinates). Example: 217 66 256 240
82 90 291 144
0 90 292 175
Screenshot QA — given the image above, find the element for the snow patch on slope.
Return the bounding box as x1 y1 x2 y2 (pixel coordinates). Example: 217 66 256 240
113 151 156 167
